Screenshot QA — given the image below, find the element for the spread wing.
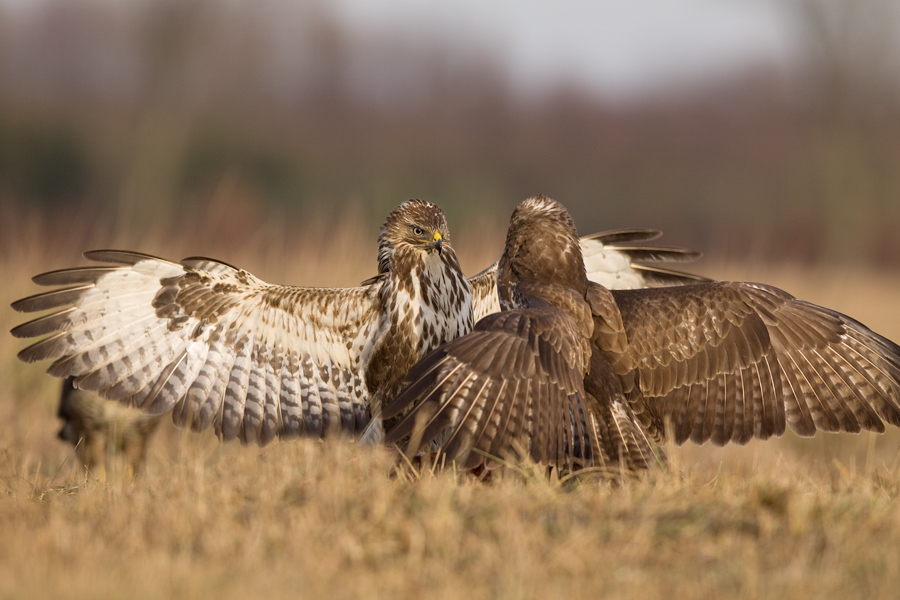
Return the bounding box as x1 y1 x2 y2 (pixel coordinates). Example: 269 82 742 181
608 282 900 446
580 228 706 288
468 229 706 321
383 305 592 471
12 250 383 445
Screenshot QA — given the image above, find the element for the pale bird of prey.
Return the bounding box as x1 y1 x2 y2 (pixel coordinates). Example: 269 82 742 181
12 199 701 449
385 196 900 476
57 377 163 480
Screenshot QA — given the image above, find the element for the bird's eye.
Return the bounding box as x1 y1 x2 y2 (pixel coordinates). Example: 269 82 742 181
413 227 424 236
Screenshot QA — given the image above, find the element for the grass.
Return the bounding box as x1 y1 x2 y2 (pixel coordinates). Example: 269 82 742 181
3 204 900 599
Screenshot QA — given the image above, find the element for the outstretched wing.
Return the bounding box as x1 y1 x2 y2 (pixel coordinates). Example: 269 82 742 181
580 228 706 288
468 229 706 321
12 250 382 445
608 282 900 446
384 305 592 471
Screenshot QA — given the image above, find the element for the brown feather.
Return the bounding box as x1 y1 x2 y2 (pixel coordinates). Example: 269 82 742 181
388 196 900 478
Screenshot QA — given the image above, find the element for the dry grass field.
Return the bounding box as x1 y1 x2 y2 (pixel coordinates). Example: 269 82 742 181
4 206 900 600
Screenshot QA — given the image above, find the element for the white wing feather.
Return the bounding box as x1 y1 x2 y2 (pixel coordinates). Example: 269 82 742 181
12 251 383 445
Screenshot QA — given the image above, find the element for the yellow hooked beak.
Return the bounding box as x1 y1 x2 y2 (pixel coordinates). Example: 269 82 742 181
432 231 443 254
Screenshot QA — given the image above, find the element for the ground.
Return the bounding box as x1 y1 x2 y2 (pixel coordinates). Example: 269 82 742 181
3 214 900 600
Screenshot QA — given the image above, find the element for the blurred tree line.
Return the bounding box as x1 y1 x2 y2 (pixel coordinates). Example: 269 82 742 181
0 0 898 264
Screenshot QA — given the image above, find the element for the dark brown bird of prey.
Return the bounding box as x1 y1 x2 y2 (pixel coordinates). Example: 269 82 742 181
385 196 900 475
57 377 163 479
12 198 701 452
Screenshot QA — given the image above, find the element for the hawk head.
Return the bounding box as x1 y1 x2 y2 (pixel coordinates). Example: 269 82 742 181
377 199 452 275
498 195 587 306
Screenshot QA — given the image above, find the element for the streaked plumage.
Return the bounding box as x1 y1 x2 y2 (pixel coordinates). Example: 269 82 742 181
14 200 470 446
57 376 163 479
385 196 900 476
12 198 703 452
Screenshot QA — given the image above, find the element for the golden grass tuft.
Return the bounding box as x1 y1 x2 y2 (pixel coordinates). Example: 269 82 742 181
4 205 900 599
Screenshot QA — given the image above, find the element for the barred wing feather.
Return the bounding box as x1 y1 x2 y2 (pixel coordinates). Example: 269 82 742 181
12 250 382 446
610 282 900 446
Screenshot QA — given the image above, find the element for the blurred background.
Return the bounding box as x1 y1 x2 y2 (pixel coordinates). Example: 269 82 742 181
1 0 899 269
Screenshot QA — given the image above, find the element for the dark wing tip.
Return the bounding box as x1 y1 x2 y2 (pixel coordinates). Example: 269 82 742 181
359 273 386 287
31 266 123 287
10 307 75 337
610 246 703 264
11 285 94 313
582 229 662 244
632 264 712 285
180 255 242 271
83 249 164 265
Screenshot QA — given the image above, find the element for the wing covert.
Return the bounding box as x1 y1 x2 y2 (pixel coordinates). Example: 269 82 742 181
609 282 900 445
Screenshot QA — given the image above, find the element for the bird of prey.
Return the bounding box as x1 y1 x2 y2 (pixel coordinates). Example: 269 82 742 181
13 200 471 447
11 198 701 450
57 376 163 480
384 196 900 476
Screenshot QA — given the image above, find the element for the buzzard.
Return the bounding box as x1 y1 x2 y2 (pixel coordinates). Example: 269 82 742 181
12 199 700 449
384 196 900 475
